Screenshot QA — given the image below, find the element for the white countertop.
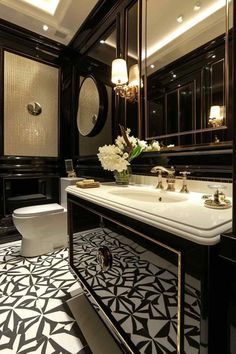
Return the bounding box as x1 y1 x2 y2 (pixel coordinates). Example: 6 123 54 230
66 183 232 246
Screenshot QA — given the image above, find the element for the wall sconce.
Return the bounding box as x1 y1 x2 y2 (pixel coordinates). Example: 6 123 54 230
208 105 225 127
111 58 139 103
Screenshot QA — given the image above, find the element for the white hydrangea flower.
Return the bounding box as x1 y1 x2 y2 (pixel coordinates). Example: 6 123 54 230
115 135 125 150
129 136 138 147
151 141 161 151
97 144 130 172
138 140 148 150
144 145 152 151
97 128 161 174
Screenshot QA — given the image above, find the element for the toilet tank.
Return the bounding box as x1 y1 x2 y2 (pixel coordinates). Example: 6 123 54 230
60 177 82 209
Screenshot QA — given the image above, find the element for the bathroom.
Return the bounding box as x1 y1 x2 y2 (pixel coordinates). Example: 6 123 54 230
0 0 235 353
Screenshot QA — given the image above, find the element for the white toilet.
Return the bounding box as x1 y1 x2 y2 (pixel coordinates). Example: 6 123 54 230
12 177 80 257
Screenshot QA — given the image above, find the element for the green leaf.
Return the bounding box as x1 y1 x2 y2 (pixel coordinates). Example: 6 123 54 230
128 145 142 161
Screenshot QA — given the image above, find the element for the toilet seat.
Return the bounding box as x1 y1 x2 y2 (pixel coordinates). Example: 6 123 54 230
13 203 64 217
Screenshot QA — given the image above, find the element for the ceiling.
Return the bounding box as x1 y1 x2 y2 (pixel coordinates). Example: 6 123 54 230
145 0 232 73
0 0 100 45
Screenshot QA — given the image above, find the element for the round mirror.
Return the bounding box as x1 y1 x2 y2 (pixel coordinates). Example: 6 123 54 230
77 75 108 137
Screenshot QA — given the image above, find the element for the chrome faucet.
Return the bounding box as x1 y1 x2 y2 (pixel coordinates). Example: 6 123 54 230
151 166 175 191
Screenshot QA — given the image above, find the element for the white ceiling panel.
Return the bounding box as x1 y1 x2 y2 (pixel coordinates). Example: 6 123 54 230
0 0 99 44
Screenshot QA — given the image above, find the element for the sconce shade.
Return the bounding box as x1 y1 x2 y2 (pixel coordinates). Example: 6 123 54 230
208 105 225 128
128 64 139 87
111 59 128 85
209 105 221 118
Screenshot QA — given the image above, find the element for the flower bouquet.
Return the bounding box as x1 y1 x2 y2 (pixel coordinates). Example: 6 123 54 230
97 126 160 184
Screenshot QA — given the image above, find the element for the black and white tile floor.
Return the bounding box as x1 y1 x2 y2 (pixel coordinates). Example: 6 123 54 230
0 228 201 354
0 241 90 354
73 228 201 354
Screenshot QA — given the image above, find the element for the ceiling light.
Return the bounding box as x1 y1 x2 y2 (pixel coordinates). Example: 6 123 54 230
212 54 216 58
146 0 226 58
43 25 48 31
177 15 184 23
194 2 201 11
150 64 155 69
100 40 105 44
173 74 177 78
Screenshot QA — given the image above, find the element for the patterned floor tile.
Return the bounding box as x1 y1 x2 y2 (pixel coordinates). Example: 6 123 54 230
73 227 201 354
0 241 87 354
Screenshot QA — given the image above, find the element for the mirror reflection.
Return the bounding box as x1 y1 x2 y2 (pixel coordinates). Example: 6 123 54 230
144 0 232 147
126 1 139 136
77 76 107 137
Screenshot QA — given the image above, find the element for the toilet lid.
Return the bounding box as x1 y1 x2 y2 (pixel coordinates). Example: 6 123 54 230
13 203 64 217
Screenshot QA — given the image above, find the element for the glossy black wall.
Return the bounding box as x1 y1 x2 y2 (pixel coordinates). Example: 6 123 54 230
63 0 233 181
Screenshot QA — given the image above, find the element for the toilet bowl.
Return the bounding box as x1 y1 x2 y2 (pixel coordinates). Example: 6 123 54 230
12 177 80 257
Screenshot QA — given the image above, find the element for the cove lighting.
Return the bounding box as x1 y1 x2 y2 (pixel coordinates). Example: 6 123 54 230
146 0 226 58
21 0 60 15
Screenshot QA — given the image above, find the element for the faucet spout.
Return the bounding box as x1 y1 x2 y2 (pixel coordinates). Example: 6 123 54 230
151 166 176 191
151 166 175 175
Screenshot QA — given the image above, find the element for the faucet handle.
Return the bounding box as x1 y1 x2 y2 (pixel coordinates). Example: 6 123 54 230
169 166 175 175
179 171 190 193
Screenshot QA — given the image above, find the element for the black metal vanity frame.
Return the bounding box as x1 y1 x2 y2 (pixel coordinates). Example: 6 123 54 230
67 192 220 354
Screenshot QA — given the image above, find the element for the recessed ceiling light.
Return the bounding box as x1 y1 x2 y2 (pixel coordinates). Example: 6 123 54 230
177 15 184 23
43 24 48 31
194 2 201 11
100 40 105 44
150 64 155 69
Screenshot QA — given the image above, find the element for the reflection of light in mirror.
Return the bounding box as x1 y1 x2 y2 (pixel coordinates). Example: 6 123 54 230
129 64 139 86
105 39 137 60
146 0 226 58
208 105 225 127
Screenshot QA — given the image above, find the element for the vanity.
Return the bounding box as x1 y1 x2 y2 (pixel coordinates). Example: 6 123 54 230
66 182 232 354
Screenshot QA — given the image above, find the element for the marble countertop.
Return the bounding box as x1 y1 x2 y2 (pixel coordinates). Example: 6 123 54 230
66 183 232 246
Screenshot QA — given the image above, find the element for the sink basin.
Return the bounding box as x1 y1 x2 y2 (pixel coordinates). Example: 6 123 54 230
108 189 188 203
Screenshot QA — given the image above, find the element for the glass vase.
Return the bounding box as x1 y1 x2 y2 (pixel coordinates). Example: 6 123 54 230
113 169 130 185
